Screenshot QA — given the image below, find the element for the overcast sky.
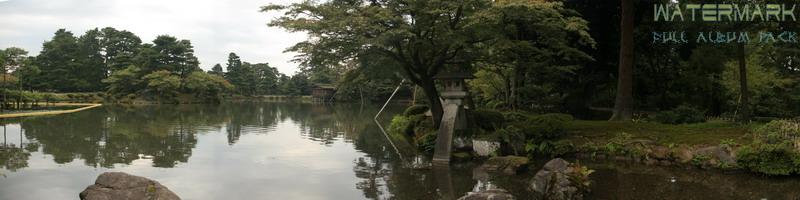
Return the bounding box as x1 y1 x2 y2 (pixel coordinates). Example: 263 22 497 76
0 0 306 75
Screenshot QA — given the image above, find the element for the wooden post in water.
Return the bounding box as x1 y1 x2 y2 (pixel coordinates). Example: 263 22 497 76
432 72 473 164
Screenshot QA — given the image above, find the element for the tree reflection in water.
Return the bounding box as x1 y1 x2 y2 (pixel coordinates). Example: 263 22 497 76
0 103 491 199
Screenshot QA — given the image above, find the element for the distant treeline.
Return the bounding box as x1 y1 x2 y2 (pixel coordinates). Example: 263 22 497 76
0 27 313 104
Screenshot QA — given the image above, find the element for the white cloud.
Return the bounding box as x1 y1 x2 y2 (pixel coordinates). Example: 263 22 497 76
0 0 306 75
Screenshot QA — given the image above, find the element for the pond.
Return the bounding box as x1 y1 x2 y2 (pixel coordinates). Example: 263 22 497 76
0 102 799 199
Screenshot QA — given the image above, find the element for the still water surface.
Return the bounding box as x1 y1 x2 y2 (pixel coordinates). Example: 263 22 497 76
1 102 800 199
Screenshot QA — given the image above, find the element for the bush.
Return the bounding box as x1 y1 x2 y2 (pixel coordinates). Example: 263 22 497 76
525 113 573 140
471 109 505 131
403 104 429 116
502 111 529 122
736 120 800 175
496 113 573 156
753 120 800 144
654 105 706 124
736 142 800 175
417 132 437 153
388 115 416 136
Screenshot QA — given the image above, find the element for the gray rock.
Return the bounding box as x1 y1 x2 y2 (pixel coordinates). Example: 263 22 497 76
457 188 515 200
473 139 500 157
694 145 736 165
674 147 694 163
454 136 473 150
80 172 180 200
651 146 670 160
529 158 587 200
480 156 530 175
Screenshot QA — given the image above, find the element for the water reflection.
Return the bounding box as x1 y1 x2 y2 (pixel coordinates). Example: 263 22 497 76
1 103 799 199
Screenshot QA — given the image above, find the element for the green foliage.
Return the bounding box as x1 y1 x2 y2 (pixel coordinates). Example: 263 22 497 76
388 115 415 136
691 154 712 167
736 142 800 175
151 35 200 77
753 120 800 144
654 105 706 124
104 65 144 96
142 70 181 101
184 72 234 102
403 105 429 116
471 109 505 131
722 44 797 117
526 140 575 157
387 114 437 153
736 120 800 175
566 161 595 194
602 132 633 155
494 113 574 156
470 0 595 112
524 113 572 140
502 111 530 123
417 132 438 153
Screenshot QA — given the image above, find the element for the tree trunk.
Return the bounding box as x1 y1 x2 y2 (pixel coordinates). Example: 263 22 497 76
610 0 635 121
737 43 750 121
419 79 443 128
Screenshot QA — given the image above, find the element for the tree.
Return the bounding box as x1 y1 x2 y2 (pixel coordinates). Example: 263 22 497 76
471 0 595 111
224 53 245 93
37 29 82 92
184 71 234 102
251 63 280 95
142 70 181 100
209 63 224 76
104 65 144 96
133 44 161 73
76 28 108 91
1 48 29 100
101 27 142 73
264 0 490 127
152 35 201 78
14 57 41 91
609 0 634 121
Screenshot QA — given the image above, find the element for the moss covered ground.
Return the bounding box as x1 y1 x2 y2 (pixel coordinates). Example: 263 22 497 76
565 120 760 145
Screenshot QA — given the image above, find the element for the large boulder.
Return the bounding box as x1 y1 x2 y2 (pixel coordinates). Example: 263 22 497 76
80 172 180 200
473 139 500 157
673 146 694 164
693 145 736 167
529 158 589 200
650 146 671 160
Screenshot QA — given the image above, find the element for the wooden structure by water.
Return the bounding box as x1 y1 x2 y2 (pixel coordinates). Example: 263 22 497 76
311 84 336 103
0 103 102 119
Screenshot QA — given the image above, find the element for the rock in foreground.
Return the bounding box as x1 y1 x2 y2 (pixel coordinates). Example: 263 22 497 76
530 158 591 200
80 172 180 200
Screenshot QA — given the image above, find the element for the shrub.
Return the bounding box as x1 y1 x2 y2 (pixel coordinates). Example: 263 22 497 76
388 115 415 136
502 111 529 122
525 113 573 140
403 105 429 116
497 113 574 156
753 120 800 144
417 132 437 153
526 140 575 157
471 109 505 131
736 142 800 175
736 120 800 175
654 105 706 124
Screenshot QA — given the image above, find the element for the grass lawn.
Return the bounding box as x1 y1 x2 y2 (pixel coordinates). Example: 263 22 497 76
565 120 760 145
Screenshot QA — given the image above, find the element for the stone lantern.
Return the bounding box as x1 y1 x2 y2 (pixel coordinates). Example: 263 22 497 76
432 72 474 164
